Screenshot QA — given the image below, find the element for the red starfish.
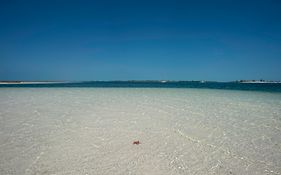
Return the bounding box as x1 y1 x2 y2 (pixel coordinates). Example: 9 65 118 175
133 140 140 145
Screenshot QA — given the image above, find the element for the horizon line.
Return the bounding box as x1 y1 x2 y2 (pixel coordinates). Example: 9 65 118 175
0 79 280 83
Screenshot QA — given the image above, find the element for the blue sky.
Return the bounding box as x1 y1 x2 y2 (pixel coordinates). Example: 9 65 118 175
0 0 281 81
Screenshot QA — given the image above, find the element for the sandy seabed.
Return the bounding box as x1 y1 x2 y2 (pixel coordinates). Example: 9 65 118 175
0 88 281 175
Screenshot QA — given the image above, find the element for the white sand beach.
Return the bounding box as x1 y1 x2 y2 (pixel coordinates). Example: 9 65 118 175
0 88 280 174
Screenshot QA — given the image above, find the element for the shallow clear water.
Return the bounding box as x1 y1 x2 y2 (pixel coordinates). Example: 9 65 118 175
0 88 281 174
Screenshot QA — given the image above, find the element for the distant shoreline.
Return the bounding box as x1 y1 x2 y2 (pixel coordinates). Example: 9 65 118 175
0 80 281 84
239 81 281 84
236 80 281 84
0 81 66 84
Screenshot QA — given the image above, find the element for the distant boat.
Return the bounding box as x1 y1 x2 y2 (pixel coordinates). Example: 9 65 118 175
161 80 167 83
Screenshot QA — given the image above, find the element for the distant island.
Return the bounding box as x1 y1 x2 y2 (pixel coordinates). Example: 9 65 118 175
0 81 65 84
236 80 281 83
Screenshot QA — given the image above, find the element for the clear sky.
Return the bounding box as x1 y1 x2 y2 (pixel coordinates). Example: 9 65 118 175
0 0 281 81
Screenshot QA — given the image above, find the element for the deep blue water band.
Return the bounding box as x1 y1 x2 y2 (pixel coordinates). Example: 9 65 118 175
1 81 281 93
